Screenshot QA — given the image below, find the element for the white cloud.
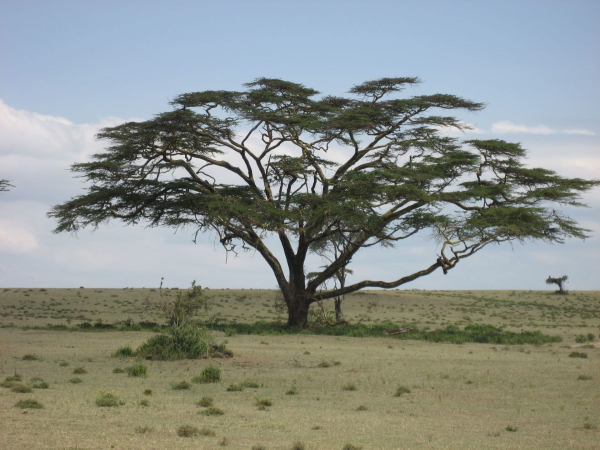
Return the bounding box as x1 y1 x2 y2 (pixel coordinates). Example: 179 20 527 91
434 120 486 136
0 219 38 254
491 121 595 136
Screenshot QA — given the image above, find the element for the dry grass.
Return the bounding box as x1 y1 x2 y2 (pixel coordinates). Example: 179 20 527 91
0 288 598 449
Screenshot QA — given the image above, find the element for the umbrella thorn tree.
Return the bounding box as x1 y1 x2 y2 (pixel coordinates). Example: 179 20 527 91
546 275 568 294
49 77 600 327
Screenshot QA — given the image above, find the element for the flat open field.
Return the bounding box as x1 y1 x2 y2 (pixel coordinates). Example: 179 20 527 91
1 289 599 449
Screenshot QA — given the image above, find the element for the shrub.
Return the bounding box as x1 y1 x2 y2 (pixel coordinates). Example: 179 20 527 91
126 364 147 378
14 399 43 409
112 346 135 358
70 377 82 384
342 382 357 391
172 381 191 390
22 354 40 361
578 375 592 381
192 365 221 384
201 407 225 416
136 325 224 360
252 446 266 450
199 427 216 436
196 396 213 407
135 426 153 433
11 384 33 393
33 381 49 389
356 405 368 411
343 445 363 450
155 281 212 328
256 398 272 407
569 351 588 358
143 389 153 396
113 367 125 374
177 425 199 437
575 335 588 343
286 386 298 395
219 436 230 446
505 425 518 432
73 367 87 374
96 391 121 407
242 380 259 388
59 361 69 367
395 386 411 397
317 361 331 368
586 333 595 342
291 442 305 450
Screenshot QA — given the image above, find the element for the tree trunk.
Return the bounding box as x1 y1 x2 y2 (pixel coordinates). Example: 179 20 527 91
285 290 311 327
334 298 343 322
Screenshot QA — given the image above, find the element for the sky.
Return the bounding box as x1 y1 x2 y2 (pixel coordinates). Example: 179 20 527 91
1 0 599 291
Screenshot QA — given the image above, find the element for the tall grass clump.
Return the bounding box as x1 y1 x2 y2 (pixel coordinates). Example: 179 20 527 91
192 366 221 384
112 346 135 358
15 399 44 409
126 364 147 377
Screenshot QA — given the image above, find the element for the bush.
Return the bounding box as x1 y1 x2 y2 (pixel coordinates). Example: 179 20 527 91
70 377 82 384
136 325 225 360
22 354 40 361
113 367 125 373
155 281 212 328
59 361 69 367
96 391 121 407
255 398 272 407
14 399 43 409
227 383 244 392
291 442 305 450
569 351 588 358
342 382 357 391
143 389 153 395
33 381 49 389
177 425 199 437
242 380 259 388
172 381 191 390
343 445 363 450
139 399 150 406
73 367 87 374
199 427 216 436
395 386 411 397
11 384 33 393
578 375 592 380
112 346 135 358
196 396 213 407
192 365 221 384
126 364 147 377
201 407 225 416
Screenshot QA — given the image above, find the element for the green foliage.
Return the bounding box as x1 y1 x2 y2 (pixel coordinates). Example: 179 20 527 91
22 354 40 361
136 324 225 360
96 391 121 407
112 346 135 357
342 382 357 391
255 398 272 407
143 389 153 395
171 381 191 390
32 381 49 389
192 365 221 384
126 364 147 377
72 367 87 374
199 427 216 436
14 399 43 409
227 383 245 392
201 407 225 416
113 367 125 373
70 377 82 384
569 351 588 358
154 281 212 328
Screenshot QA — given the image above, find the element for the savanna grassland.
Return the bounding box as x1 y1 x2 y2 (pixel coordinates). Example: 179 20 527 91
0 288 599 449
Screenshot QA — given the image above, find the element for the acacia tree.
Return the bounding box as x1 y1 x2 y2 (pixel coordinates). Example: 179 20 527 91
546 275 568 294
0 179 13 193
49 78 599 327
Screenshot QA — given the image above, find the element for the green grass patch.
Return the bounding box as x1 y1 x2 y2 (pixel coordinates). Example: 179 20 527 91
126 364 147 377
14 399 43 409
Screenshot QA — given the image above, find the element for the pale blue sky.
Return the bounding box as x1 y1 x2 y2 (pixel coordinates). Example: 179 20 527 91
1 0 599 290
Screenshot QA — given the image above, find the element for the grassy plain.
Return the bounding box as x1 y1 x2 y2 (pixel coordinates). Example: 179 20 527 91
0 288 598 449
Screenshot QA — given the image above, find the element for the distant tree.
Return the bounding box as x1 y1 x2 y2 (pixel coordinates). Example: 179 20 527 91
0 179 14 193
49 78 600 327
546 275 568 294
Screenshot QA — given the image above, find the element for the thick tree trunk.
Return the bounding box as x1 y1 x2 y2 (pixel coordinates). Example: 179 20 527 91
285 290 311 328
334 298 343 322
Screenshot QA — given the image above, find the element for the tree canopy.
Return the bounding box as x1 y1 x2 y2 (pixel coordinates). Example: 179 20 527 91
0 179 13 193
49 77 600 327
